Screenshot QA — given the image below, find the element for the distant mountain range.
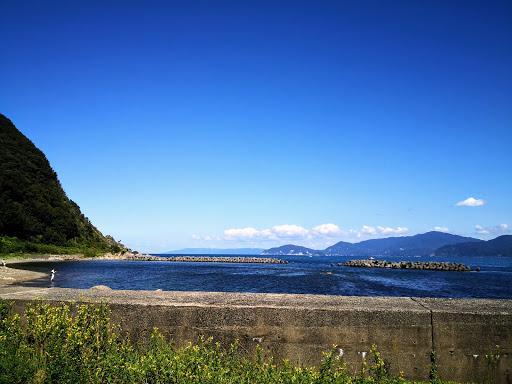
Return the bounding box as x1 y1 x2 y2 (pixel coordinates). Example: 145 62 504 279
261 244 324 256
434 235 512 257
164 232 512 257
164 248 264 255
261 231 504 257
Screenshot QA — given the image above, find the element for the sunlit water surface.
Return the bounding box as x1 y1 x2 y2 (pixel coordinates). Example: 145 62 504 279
11 254 512 299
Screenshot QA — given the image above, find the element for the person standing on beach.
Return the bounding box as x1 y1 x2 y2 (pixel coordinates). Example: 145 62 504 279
50 269 56 283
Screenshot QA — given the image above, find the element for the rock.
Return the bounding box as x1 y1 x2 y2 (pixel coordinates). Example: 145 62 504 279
124 255 288 264
340 259 472 272
90 285 112 290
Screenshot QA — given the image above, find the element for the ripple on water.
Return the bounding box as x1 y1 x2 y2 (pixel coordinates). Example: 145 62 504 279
8 255 512 299
357 273 447 291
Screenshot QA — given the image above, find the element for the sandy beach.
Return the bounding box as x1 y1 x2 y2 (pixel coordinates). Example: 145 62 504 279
0 265 47 286
0 254 89 286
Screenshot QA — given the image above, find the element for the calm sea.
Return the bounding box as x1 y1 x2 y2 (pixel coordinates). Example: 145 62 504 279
10 254 512 299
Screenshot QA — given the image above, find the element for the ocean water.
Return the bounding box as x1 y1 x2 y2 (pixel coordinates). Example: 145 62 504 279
10 254 512 299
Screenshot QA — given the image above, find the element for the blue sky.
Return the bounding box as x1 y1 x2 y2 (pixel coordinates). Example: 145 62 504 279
1 0 511 252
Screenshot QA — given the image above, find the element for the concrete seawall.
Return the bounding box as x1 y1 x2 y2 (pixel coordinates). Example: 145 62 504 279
0 286 510 383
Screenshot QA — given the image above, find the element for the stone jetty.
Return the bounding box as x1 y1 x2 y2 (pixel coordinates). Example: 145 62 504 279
125 254 288 264
340 259 472 272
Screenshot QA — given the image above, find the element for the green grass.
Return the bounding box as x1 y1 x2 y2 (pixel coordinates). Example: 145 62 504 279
0 300 455 384
0 236 119 259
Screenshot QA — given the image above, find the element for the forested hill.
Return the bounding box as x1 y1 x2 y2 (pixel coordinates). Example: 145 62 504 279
434 235 512 257
0 114 123 255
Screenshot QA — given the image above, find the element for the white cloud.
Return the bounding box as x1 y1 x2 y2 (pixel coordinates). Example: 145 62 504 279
192 234 220 241
378 226 409 235
271 224 309 238
433 226 449 232
360 225 408 236
456 197 486 207
223 225 308 241
312 223 342 236
475 225 489 235
223 224 341 242
361 225 377 235
475 224 510 236
224 227 265 239
220 223 409 244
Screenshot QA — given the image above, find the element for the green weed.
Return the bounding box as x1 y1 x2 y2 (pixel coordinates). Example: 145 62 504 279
0 300 448 384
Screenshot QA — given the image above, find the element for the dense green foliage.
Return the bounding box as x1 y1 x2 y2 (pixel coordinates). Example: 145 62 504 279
0 236 108 258
0 300 452 384
0 114 123 256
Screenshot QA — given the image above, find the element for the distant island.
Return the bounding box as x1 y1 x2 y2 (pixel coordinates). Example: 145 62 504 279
260 245 324 256
262 231 512 257
434 235 512 257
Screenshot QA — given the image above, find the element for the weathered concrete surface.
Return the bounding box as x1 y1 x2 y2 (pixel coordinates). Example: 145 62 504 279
0 286 510 383
417 298 512 383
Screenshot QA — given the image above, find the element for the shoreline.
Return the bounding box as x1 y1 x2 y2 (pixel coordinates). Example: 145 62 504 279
0 252 287 286
0 265 47 286
0 253 122 286
1 252 287 265
2 254 84 264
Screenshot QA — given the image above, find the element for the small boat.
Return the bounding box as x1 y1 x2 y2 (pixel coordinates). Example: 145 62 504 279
369 257 375 260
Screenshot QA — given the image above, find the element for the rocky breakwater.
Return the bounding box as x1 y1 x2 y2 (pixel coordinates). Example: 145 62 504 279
125 254 288 264
341 259 473 272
